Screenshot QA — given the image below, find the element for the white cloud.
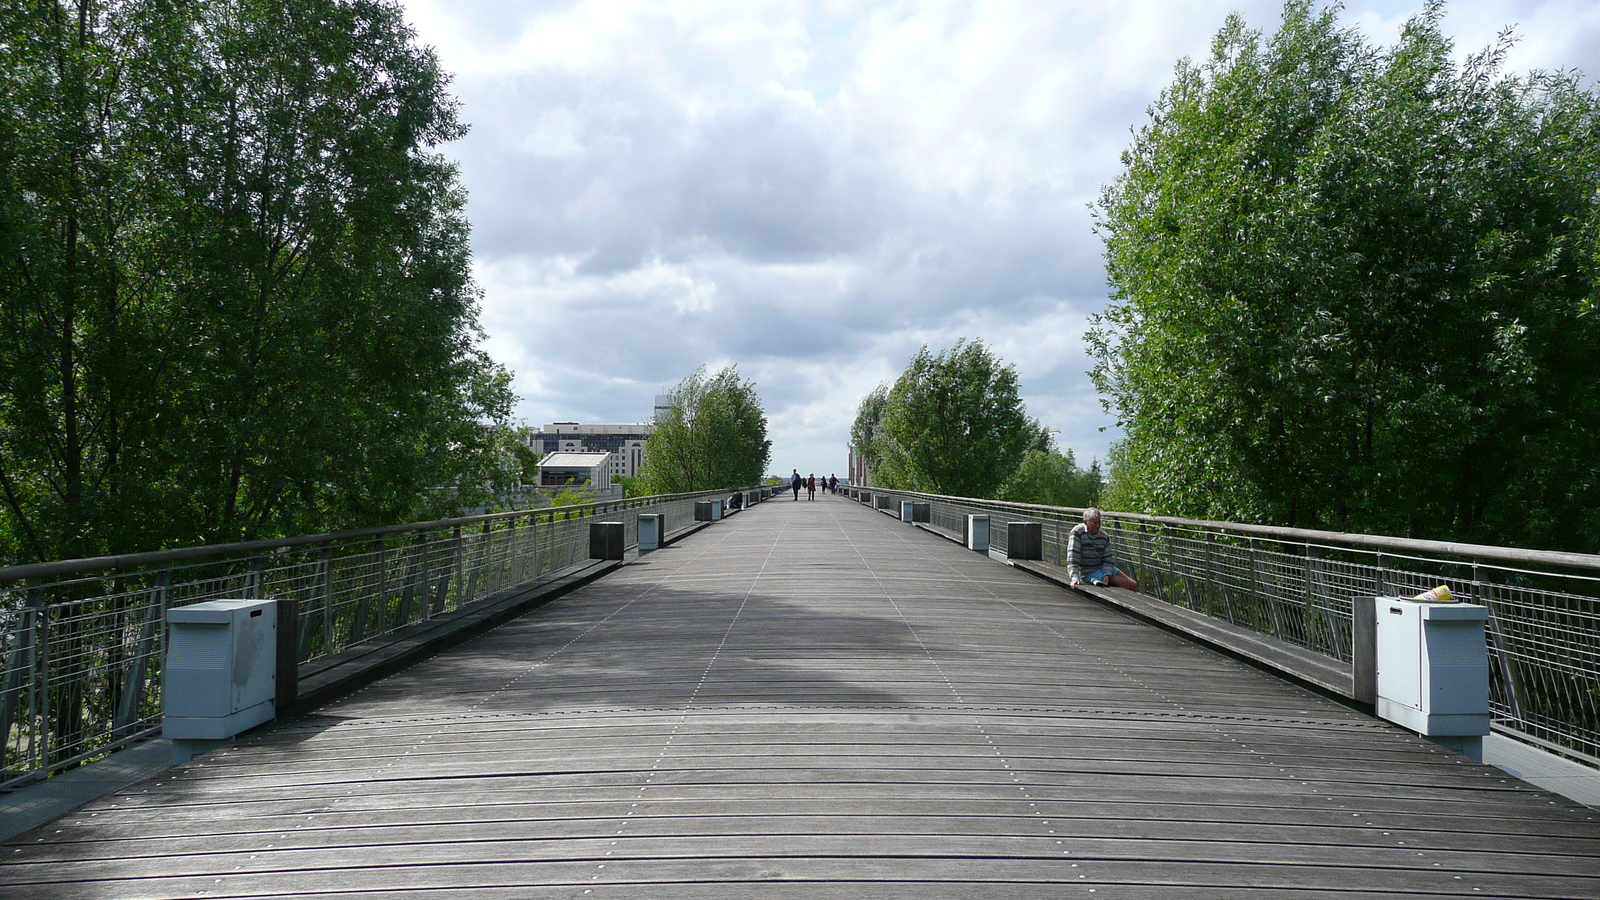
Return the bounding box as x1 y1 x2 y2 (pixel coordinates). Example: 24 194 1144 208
401 0 1597 476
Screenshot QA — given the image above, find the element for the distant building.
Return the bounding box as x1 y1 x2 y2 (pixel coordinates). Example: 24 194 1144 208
529 422 654 480
537 451 614 492
849 446 870 487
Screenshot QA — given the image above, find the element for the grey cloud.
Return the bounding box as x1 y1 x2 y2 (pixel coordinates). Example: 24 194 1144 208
449 62 901 268
431 1 1590 476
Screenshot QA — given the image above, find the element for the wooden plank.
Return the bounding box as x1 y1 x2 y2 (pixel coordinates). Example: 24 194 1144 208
31 807 1596 866
9 833 1599 881
6 858 1600 900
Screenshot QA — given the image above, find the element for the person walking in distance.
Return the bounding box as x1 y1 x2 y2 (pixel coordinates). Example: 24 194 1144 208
806 473 816 500
1067 508 1139 591
791 469 803 500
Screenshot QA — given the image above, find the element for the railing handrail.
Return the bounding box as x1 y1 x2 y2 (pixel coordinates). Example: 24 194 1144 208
0 486 757 584
875 488 1600 574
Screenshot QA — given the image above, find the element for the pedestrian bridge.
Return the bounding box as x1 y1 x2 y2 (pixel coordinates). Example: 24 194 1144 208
4 495 1598 898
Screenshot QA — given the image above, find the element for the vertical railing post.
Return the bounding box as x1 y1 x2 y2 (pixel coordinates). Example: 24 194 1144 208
1136 521 1148 590
1303 544 1324 652
510 516 525 586
419 531 438 618
1251 539 1284 639
1207 532 1234 624
376 535 391 636
316 543 333 658
1157 523 1171 603
350 536 381 644
246 555 265 600
114 570 169 738
1475 557 1525 724
441 525 463 615
1178 528 1198 611
534 512 547 582
500 519 515 592
400 534 422 625
1 582 44 774
34 584 51 772
465 521 488 604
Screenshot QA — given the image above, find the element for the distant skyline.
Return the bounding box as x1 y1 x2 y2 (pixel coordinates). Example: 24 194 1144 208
398 0 1600 478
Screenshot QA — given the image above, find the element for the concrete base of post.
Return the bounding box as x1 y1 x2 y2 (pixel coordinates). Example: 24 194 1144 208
171 737 229 764
1428 734 1485 762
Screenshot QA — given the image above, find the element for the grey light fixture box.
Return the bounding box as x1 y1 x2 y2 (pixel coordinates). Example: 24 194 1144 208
164 598 277 760
638 514 662 551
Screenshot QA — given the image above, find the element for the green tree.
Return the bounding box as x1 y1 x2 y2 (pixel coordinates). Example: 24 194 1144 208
1091 0 1600 550
0 0 155 562
849 383 889 483
637 366 770 494
998 447 1103 509
874 339 1034 498
614 475 647 499
0 0 513 564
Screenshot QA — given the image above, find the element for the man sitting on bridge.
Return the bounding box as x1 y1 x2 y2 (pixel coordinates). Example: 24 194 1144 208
1067 508 1139 591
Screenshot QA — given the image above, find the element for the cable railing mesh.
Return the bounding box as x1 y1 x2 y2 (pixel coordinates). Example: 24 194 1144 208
850 485 1600 766
0 487 757 789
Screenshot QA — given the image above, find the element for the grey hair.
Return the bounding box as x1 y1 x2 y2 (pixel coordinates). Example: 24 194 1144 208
1083 507 1102 522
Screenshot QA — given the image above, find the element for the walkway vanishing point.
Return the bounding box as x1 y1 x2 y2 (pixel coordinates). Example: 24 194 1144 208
4 496 1599 899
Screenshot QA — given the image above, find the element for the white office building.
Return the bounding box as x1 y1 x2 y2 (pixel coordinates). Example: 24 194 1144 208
536 451 614 492
529 422 654 479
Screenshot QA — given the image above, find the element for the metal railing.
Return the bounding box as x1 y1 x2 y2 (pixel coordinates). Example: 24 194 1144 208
0 486 760 789
848 485 1600 767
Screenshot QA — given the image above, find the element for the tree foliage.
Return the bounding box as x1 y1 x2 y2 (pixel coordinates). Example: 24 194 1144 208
848 383 889 472
998 447 1103 509
637 366 770 494
871 340 1034 498
1091 0 1600 551
0 0 513 564
853 340 1101 504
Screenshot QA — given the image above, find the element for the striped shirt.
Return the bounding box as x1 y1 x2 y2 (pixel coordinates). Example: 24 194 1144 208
1066 523 1113 580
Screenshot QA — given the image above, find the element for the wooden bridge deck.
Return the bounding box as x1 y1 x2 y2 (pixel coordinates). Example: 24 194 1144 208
5 495 1599 898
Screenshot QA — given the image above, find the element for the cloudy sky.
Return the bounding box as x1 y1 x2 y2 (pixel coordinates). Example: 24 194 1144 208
399 0 1600 478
